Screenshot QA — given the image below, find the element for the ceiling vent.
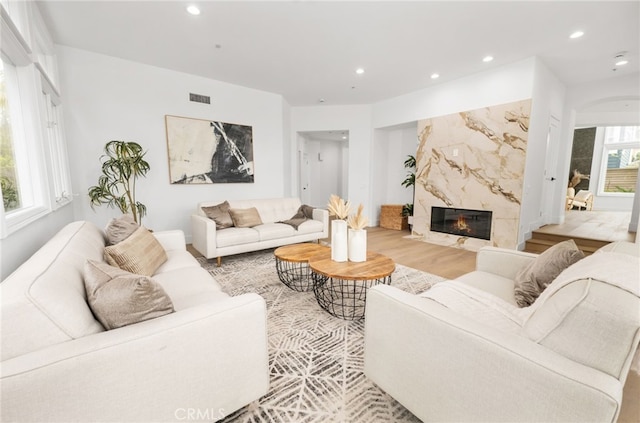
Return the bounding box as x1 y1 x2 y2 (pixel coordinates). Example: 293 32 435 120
189 93 210 104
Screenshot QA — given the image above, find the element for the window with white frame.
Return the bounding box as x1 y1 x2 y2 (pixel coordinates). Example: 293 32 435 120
0 59 21 212
0 56 47 225
598 126 640 195
0 2 72 238
41 84 72 206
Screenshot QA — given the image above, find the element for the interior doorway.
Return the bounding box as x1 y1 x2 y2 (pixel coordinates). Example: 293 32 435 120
561 97 639 240
297 130 349 208
541 115 561 225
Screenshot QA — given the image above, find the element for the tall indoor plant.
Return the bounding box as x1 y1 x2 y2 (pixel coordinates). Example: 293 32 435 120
401 154 416 221
88 140 150 224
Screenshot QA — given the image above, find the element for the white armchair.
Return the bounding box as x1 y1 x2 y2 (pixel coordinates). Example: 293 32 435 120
364 243 640 422
569 189 594 210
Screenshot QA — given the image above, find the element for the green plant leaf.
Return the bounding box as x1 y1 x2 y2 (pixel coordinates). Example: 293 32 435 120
87 140 150 223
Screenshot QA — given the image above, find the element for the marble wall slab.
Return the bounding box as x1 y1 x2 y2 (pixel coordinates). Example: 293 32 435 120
413 99 531 250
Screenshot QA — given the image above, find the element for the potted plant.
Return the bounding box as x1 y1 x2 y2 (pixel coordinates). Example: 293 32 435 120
401 154 416 225
88 140 150 224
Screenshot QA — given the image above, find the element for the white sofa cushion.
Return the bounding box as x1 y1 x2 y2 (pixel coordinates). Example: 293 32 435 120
155 250 202 273
522 252 640 378
254 223 295 241
0 222 105 361
228 197 301 223
420 281 523 334
152 268 228 310
296 218 325 235
216 227 260 247
455 270 517 305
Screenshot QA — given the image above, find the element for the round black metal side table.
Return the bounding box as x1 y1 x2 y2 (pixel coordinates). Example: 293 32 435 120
309 250 395 320
274 243 330 292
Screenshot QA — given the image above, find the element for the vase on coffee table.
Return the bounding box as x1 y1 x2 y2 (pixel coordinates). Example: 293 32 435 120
331 219 348 262
348 228 366 262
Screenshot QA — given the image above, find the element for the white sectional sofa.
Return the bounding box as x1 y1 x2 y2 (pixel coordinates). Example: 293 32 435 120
1 221 269 422
364 241 640 422
191 197 329 265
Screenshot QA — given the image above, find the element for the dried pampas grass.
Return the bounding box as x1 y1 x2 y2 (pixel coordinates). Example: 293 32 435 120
347 203 369 230
327 194 351 220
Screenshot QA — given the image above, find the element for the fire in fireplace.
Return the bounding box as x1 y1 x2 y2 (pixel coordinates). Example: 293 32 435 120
430 207 492 240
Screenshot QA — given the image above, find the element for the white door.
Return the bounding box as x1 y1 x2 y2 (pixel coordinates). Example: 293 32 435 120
542 116 561 224
299 151 311 205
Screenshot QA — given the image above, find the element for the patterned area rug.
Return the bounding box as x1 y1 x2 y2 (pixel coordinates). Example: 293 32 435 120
197 248 445 423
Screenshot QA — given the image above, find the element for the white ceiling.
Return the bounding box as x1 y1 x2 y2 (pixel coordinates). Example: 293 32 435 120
37 1 639 107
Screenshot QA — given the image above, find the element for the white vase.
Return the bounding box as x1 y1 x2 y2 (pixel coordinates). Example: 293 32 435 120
348 228 367 262
331 219 348 262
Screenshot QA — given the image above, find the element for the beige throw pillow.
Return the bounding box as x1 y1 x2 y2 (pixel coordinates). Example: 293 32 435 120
229 207 263 228
104 226 167 276
514 239 585 307
84 260 174 330
104 214 139 245
202 201 234 229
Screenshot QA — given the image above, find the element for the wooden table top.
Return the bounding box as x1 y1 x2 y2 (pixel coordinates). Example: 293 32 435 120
308 250 395 280
274 243 330 263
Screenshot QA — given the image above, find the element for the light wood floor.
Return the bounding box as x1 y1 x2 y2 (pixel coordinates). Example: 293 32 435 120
363 226 476 279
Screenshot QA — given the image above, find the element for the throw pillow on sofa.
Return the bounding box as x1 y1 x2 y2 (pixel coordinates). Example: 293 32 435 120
104 226 168 276
514 239 585 307
84 259 174 330
229 207 263 228
104 214 139 245
202 201 234 229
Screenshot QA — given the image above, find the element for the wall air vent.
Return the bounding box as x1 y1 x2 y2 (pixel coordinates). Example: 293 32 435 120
189 93 211 104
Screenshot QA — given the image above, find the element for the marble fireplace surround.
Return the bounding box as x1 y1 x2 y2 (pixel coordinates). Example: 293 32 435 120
412 99 531 251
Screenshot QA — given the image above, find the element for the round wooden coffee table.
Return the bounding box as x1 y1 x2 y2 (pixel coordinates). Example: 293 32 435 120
274 243 330 291
308 250 395 320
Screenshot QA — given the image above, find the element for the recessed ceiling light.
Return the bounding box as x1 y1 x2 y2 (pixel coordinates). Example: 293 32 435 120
614 53 629 66
355 68 365 75
482 56 494 63
569 31 584 39
430 73 440 79
186 5 200 15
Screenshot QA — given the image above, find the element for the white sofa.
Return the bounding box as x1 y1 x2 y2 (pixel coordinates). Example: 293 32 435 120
1 221 269 422
191 197 329 265
364 241 640 422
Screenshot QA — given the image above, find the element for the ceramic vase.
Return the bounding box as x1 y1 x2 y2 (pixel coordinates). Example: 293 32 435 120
348 228 367 262
331 219 348 262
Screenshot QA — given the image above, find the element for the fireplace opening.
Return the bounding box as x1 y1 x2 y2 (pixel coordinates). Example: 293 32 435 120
430 207 492 240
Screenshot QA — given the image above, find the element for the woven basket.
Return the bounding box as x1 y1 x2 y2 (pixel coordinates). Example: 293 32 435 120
379 204 408 230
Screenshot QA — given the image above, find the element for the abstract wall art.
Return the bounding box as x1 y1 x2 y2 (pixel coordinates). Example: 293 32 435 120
165 115 254 184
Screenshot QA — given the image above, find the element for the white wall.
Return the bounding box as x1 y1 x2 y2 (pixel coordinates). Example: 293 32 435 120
291 105 373 219
305 138 346 208
58 46 287 242
372 58 537 129
520 58 566 244
371 124 417 225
